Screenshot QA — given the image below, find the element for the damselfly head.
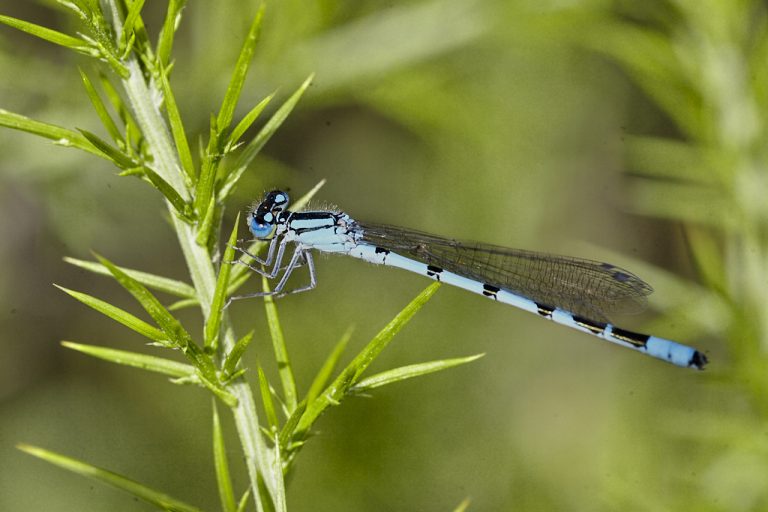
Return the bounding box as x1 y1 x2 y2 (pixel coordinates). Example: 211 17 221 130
247 190 291 239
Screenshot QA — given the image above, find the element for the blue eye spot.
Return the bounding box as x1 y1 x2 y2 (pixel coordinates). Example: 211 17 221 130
249 218 273 238
263 212 274 222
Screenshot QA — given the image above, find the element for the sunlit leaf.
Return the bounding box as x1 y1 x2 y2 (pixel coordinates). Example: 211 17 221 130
263 277 297 412
294 283 440 438
79 68 122 144
64 257 196 298
0 15 91 53
205 214 240 350
351 354 484 393
0 109 102 157
257 365 279 430
217 2 266 132
55 285 169 345
62 341 195 379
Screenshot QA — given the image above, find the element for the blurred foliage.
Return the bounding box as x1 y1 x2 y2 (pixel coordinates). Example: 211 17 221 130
0 0 766 511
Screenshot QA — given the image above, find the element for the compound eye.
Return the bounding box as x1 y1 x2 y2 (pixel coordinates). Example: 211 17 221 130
248 214 274 239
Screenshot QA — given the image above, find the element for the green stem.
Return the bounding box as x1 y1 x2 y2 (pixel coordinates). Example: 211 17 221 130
120 57 281 512
122 59 189 198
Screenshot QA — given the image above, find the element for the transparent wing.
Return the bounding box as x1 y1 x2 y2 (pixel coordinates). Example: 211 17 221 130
358 222 653 323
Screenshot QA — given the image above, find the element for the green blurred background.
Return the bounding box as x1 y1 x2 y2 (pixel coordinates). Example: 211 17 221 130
0 0 764 510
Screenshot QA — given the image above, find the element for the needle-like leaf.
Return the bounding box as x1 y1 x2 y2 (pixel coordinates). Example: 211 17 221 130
223 330 255 377
225 93 274 152
205 214 240 350
64 257 196 298
157 61 196 183
0 15 91 53
217 2 266 132
79 68 122 144
55 285 169 345
212 403 237 512
0 109 102 157
62 341 196 379
257 365 279 430
18 444 204 512
350 354 484 393
263 277 297 412
294 283 440 438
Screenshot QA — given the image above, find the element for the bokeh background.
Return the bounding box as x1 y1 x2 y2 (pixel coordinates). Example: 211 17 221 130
1 0 765 510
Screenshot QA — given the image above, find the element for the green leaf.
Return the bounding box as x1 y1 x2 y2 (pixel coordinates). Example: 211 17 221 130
217 2 266 132
263 277 297 412
0 109 102 157
228 74 314 189
77 129 136 168
79 68 122 145
347 282 441 383
98 72 142 153
18 444 204 512
196 374 238 408
168 298 199 311
236 489 252 512
350 354 484 393
278 400 307 453
269 431 287 512
62 341 196 378
64 257 197 298
143 166 194 220
225 93 273 152
56 0 94 23
55 285 169 344
205 214 240 350
158 61 196 183
157 0 187 66
257 365 279 430
195 194 216 247
93 253 201 358
193 116 221 224
223 330 254 377
212 403 237 512
306 326 353 404
0 15 91 53
91 39 130 78
295 282 440 437
120 0 147 51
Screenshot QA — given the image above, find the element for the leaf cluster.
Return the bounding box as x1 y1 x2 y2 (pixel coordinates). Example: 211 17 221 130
0 2 481 510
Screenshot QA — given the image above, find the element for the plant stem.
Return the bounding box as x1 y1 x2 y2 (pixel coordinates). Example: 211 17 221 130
120 57 280 511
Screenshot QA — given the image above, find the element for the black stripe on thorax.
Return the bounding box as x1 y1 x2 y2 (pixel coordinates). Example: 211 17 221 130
291 211 338 221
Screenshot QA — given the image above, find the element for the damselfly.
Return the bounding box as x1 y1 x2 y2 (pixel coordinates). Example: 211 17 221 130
231 190 707 370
